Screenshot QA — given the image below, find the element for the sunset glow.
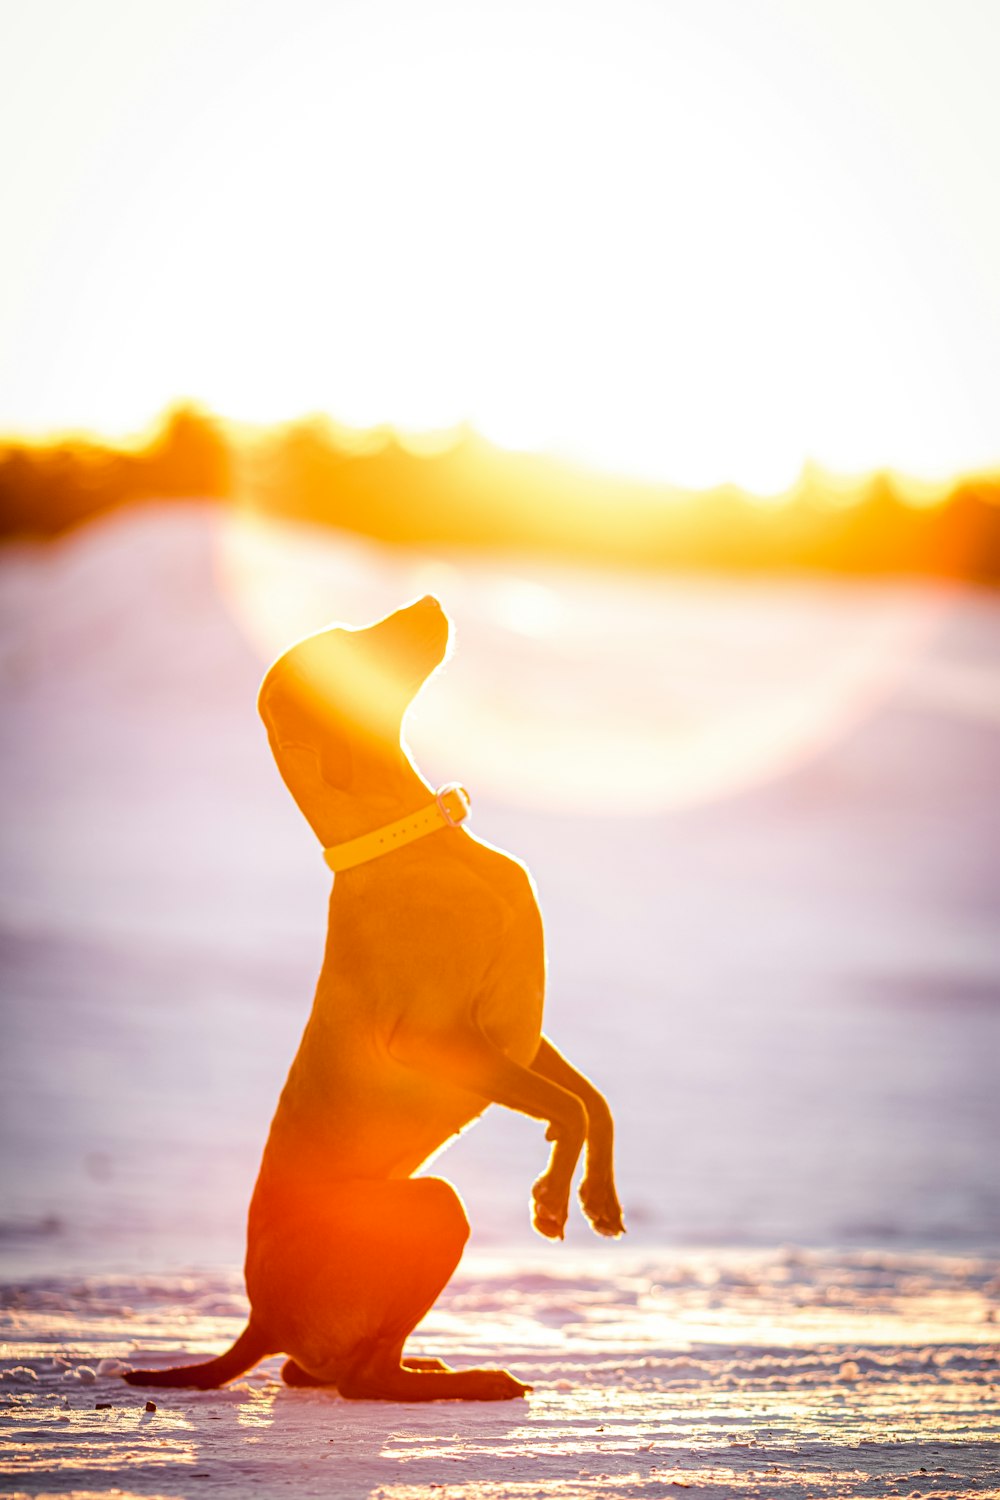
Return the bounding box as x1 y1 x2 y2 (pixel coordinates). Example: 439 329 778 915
2 0 998 489
219 512 952 813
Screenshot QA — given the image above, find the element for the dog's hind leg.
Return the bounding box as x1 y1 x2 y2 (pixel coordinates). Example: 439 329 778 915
339 1337 530 1402
281 1355 450 1385
335 1179 528 1401
266 1177 528 1399
280 1358 327 1386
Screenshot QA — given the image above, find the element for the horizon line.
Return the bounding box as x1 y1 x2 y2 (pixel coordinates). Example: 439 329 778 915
2 401 999 510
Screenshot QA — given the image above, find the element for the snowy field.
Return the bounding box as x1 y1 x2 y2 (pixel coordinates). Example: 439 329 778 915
1 503 999 1497
2 1251 999 1499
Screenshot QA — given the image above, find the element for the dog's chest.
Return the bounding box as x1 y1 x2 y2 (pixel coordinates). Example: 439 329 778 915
475 899 546 1065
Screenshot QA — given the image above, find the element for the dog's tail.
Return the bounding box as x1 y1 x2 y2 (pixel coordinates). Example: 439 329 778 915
123 1322 269 1390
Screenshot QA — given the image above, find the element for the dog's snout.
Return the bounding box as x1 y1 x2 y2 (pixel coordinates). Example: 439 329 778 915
380 595 441 632
403 594 448 647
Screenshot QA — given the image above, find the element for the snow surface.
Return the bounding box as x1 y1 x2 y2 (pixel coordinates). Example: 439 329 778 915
2 1251 998 1498
2 503 999 1497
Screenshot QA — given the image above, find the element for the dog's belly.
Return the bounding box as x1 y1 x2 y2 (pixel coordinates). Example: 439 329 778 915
252 1032 494 1195
251 977 544 1214
328 1061 494 1179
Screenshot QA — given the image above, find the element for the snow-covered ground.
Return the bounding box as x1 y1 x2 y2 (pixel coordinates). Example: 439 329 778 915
2 1251 998 1498
1 503 999 1497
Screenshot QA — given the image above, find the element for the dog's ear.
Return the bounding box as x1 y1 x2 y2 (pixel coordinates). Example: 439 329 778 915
274 741 351 827
316 734 352 789
258 664 352 799
272 734 352 790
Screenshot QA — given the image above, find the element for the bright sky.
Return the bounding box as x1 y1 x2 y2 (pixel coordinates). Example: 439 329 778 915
1 0 998 490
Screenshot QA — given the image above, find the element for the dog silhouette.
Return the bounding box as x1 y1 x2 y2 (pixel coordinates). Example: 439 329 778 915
125 596 623 1400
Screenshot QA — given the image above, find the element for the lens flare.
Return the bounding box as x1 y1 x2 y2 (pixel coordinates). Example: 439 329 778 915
217 512 950 815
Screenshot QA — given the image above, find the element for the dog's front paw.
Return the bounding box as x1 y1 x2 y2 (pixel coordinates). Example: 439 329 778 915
531 1171 569 1240
579 1174 626 1238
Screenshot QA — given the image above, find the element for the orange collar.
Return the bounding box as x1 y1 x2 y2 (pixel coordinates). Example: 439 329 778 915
322 783 471 873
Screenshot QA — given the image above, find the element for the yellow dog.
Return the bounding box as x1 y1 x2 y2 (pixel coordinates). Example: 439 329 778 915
126 596 623 1400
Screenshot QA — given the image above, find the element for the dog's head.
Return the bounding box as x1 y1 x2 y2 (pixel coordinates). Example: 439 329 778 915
258 595 450 840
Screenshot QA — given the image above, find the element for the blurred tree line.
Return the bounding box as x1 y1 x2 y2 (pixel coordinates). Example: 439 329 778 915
2 406 999 583
0 406 232 536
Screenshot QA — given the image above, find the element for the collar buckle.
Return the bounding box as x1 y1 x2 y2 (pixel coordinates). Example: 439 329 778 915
435 781 471 827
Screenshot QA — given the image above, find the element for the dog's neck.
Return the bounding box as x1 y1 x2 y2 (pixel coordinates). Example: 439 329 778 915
320 768 437 852
323 783 469 873
325 781 436 846
275 738 437 850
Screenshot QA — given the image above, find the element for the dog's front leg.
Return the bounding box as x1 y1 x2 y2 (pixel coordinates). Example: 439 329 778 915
387 1017 587 1239
531 1037 625 1238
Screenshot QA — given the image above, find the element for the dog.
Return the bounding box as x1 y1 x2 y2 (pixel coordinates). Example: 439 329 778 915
125 595 624 1400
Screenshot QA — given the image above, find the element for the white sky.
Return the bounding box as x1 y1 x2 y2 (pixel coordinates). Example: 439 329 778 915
1 0 998 489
